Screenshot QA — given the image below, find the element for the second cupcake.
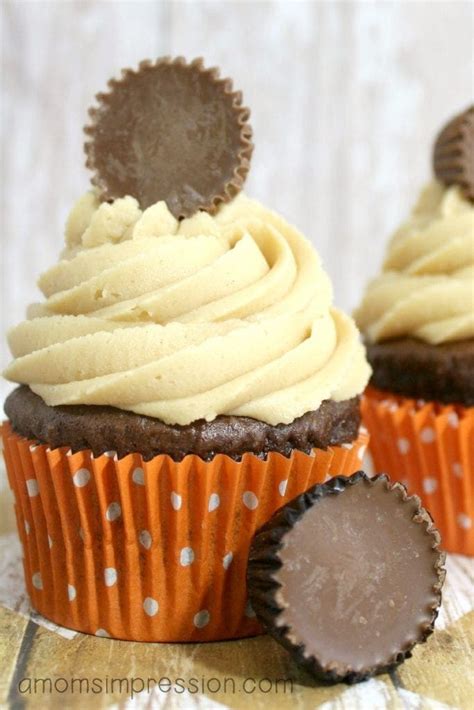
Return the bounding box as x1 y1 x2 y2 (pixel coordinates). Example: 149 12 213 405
355 106 474 555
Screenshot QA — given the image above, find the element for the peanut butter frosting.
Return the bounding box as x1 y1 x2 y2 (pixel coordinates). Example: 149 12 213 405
4 194 370 425
355 181 474 345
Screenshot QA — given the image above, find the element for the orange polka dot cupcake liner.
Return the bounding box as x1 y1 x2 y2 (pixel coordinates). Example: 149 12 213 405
1 422 368 642
362 387 474 556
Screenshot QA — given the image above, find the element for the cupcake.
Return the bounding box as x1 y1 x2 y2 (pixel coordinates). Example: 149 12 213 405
355 106 474 556
2 57 371 642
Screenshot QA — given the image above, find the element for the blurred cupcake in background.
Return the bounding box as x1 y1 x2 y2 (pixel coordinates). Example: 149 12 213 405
2 57 371 642
355 106 474 555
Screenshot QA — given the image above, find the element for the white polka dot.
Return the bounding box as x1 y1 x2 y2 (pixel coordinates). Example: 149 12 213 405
68 584 76 601
447 412 459 428
171 492 182 511
193 609 210 628
106 502 122 522
457 513 472 530
397 438 410 455
29 444 39 452
143 597 159 616
132 467 145 485
452 462 463 478
180 547 195 566
208 493 220 512
24 520 30 535
73 468 90 488
32 572 43 590
139 530 152 550
357 445 367 461
104 567 118 587
420 427 436 444
342 442 354 450
48 535 53 549
95 628 110 638
26 479 39 497
245 600 256 618
103 450 117 458
360 426 368 436
223 552 233 570
278 480 288 497
422 478 438 494
242 491 259 510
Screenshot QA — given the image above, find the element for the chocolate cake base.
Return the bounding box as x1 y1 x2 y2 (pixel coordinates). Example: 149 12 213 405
4 386 361 461
366 337 474 406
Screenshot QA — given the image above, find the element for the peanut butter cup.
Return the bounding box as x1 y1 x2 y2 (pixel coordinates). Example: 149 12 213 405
248 472 445 684
84 57 253 218
433 105 474 201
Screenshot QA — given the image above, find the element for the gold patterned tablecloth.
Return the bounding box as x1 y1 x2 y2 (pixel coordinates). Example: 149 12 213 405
0 485 473 710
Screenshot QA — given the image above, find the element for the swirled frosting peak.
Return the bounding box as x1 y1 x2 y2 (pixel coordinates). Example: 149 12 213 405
355 181 474 345
5 193 370 425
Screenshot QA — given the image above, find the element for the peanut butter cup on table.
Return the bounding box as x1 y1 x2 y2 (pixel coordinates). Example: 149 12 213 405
2 56 370 642
248 472 446 684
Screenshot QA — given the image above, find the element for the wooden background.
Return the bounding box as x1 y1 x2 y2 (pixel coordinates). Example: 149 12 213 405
1 0 473 447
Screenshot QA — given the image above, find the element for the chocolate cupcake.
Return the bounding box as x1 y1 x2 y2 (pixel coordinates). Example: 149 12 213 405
2 57 371 642
355 106 474 556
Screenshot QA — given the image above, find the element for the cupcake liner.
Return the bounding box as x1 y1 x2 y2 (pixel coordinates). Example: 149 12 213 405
362 387 474 556
1 422 368 642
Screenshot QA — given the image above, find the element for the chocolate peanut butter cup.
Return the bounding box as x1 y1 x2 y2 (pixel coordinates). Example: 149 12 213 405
433 105 474 201
247 472 445 684
84 57 253 218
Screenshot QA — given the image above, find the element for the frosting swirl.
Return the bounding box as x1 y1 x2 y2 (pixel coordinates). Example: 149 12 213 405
5 194 370 425
355 181 474 345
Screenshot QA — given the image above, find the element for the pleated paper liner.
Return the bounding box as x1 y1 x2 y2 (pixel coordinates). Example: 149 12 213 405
362 387 474 556
2 421 368 642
